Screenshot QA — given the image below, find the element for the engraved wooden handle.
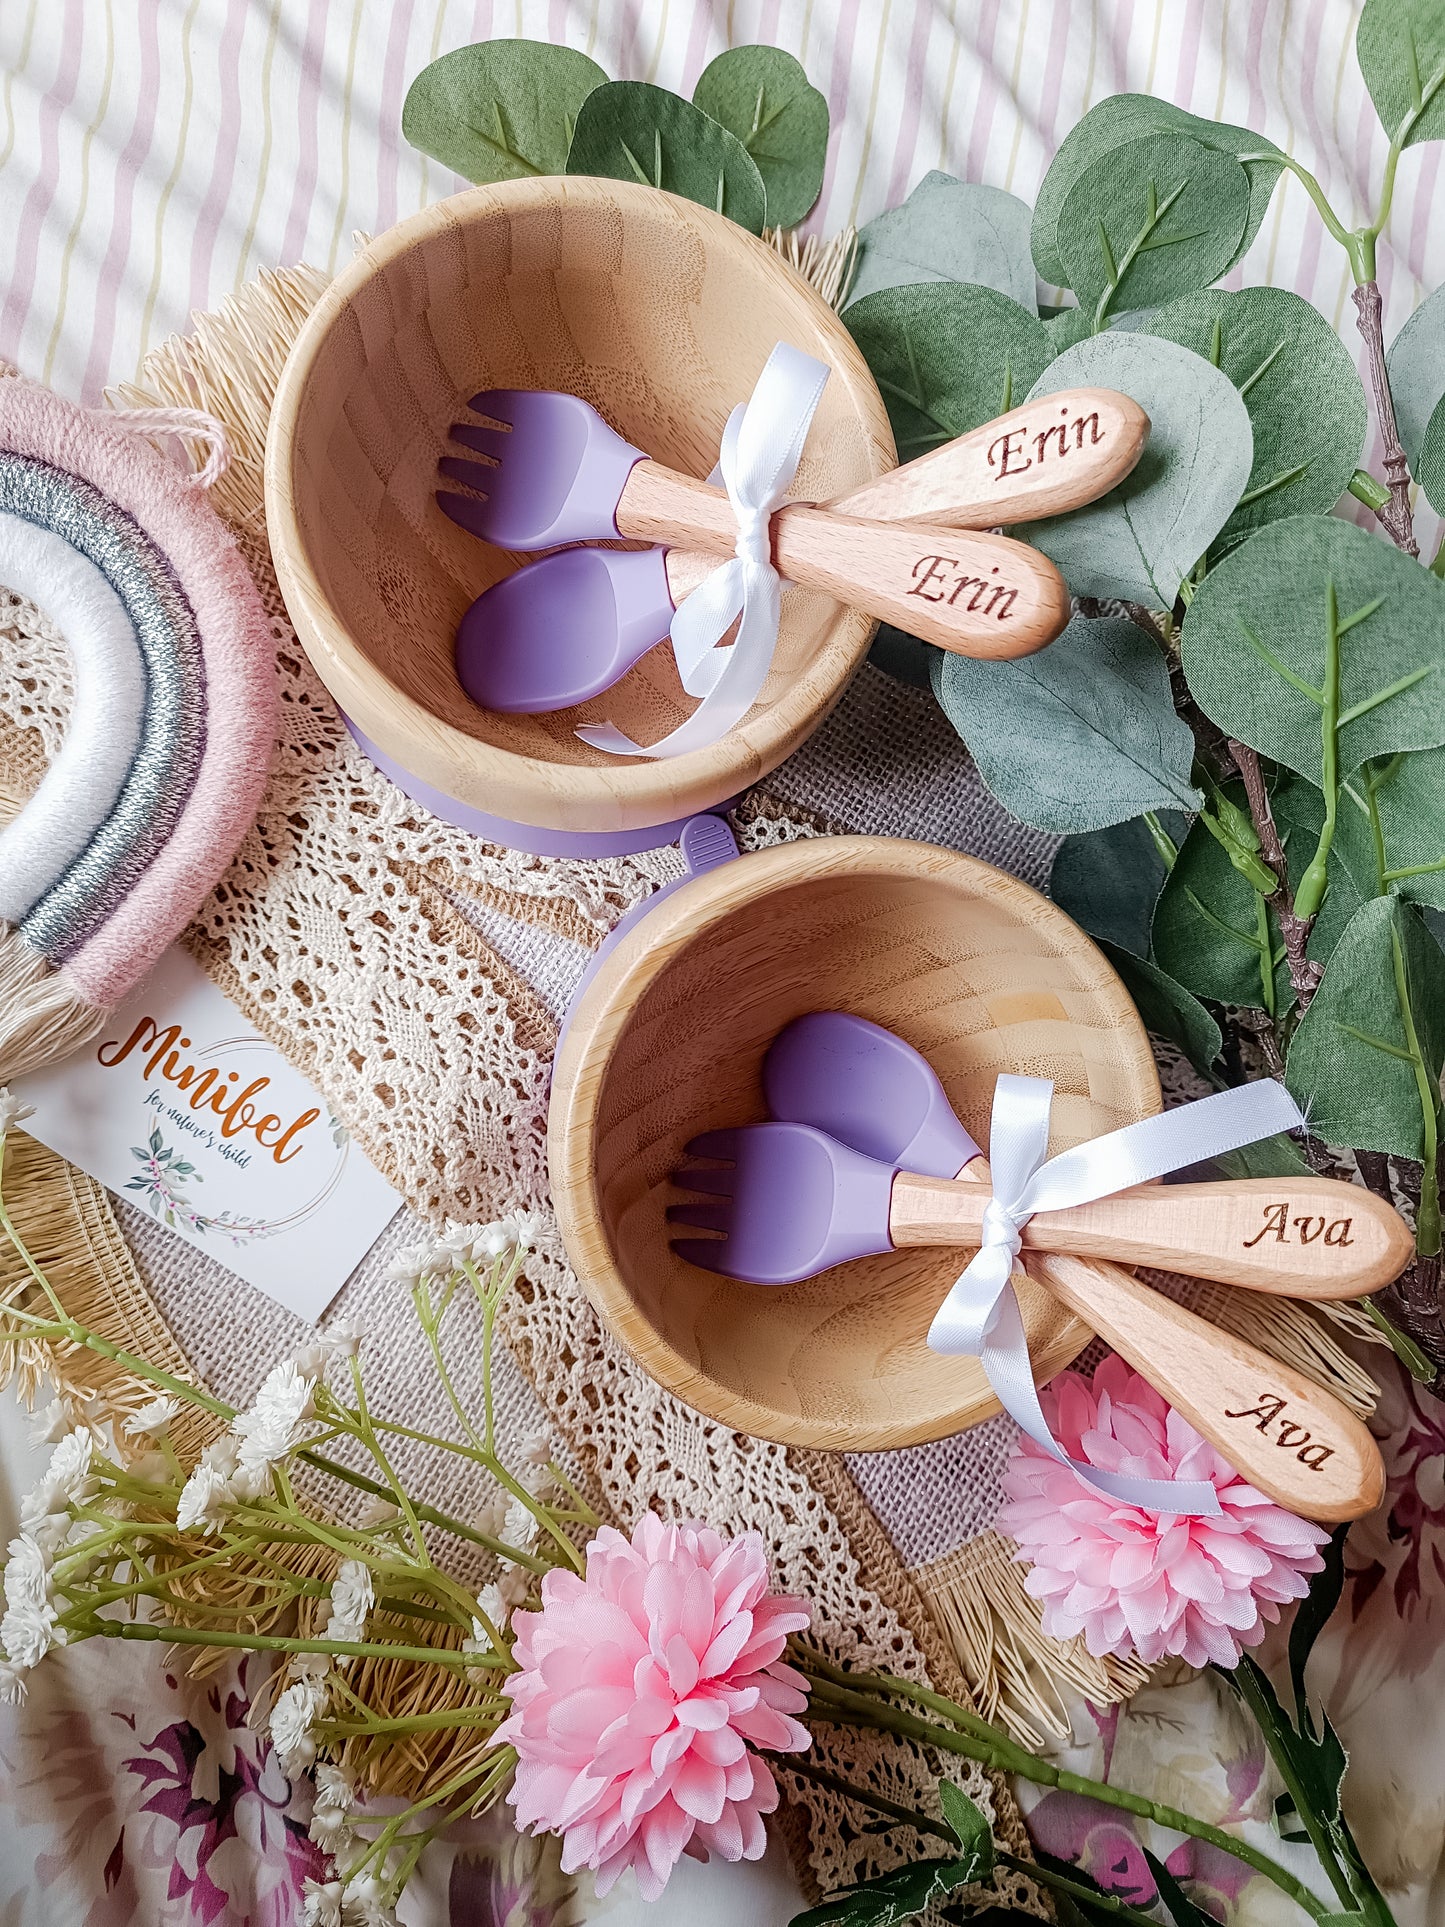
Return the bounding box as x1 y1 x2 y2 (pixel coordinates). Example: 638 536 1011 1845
616 462 1071 659
1025 1250 1385 1523
661 385 1149 603
887 1172 1414 1299
945 1160 1385 1522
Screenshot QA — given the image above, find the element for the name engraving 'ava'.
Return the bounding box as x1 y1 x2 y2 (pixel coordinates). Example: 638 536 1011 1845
987 405 1105 482
1223 1391 1335 1470
906 557 1018 618
1241 1202 1354 1248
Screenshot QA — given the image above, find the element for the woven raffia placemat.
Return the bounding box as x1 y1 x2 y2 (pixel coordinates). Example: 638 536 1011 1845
0 251 1389 1910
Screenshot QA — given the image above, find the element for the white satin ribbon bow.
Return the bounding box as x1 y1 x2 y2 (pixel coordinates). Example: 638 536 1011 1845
928 1075 1308 1516
576 341 831 760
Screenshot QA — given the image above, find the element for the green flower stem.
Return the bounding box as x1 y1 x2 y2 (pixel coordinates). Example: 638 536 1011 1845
343 1750 516 1893
1432 532 1445 581
344 1356 430 1564
88 1617 504 1669
325 1706 506 1738
295 1448 550 1574
797 1672 1331 1922
1389 922 1442 1256
1275 153 1372 281
995 1850 1168 1926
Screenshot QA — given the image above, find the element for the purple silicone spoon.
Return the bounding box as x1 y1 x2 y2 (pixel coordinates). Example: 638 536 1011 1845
454 547 676 714
763 1011 980 1179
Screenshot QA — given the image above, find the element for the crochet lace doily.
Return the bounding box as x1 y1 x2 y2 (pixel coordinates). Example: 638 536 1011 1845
0 267 1039 1912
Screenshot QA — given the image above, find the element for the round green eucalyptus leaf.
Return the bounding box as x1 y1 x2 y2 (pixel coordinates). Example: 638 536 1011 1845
1142 287 1366 548
1356 0 1445 149
843 282 1050 463
1180 516 1445 782
566 81 767 233
1055 133 1249 321
1286 896 1445 1163
1050 811 1190 956
1386 279 1445 465
402 39 607 183
931 615 1201 834
847 172 1036 311
1097 941 1223 1077
691 45 828 228
1021 331 1253 608
1031 93 1283 287
1417 390 1445 514
1150 777 1363 1015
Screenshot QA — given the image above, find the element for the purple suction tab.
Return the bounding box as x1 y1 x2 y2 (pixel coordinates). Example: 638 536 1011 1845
670 1122 898 1285
456 389 647 549
455 546 674 713
763 1010 981 1178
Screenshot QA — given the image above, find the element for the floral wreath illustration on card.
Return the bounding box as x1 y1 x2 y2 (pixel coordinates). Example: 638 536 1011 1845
123 1028 352 1248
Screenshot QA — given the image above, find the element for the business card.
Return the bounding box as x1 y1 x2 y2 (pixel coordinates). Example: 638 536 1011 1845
15 949 402 1322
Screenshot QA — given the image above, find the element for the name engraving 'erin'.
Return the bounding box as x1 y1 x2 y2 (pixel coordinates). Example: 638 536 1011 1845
1242 1202 1354 1248
1223 1391 1335 1470
906 557 1018 619
988 405 1105 482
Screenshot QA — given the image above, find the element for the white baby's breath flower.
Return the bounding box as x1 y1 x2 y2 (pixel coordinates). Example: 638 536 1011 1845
31 1399 70 1446
176 1459 235 1534
508 1209 545 1251
519 1430 552 1468
303 1877 345 1927
438 1218 482 1255
386 1241 436 1287
324 1319 363 1359
0 1091 35 1133
308 1761 356 1850
0 1533 58 1671
471 1220 516 1261
123 1395 181 1440
293 1340 328 1379
325 1558 373 1657
203 1434 240 1478
461 1580 509 1659
0 1654 29 1703
500 1490 539 1563
341 1873 397 1926
470 1494 509 1539
233 1360 317 1484
270 1674 328 1774
19 1430 96 1550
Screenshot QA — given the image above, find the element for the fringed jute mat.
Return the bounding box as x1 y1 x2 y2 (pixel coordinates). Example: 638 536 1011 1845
0 242 1389 1907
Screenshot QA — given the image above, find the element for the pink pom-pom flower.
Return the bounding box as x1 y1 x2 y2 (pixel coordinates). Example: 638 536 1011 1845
997 1355 1330 1670
496 1514 812 1900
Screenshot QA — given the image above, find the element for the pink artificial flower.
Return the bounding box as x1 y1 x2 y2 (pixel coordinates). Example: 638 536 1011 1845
997 1355 1330 1669
497 1514 812 1901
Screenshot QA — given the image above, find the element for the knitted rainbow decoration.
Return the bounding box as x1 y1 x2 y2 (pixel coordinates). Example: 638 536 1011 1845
0 370 276 1080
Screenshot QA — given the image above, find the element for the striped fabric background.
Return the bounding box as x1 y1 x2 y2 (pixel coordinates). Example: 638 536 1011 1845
1 0 1441 419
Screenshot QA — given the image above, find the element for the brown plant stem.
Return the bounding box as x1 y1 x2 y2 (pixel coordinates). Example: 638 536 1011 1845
1227 740 1323 1010
1352 282 1419 557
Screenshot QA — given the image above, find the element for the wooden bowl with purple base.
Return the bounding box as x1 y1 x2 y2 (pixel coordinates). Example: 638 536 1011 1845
265 176 894 847
549 834 1161 1452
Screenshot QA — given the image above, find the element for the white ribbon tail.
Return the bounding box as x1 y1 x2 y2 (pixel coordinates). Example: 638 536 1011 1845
928 1074 1309 1517
577 342 830 760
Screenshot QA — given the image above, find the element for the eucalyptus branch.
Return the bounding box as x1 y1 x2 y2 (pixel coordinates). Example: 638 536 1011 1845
1352 281 1419 556
1227 738 1323 1008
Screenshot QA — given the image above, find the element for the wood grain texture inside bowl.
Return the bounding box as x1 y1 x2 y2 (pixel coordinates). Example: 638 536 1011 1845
549 836 1162 1452
265 177 895 834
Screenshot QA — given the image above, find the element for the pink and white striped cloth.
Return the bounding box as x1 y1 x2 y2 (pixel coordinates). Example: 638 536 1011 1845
0 0 1441 415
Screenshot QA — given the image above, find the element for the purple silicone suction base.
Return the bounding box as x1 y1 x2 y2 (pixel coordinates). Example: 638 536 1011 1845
342 716 732 859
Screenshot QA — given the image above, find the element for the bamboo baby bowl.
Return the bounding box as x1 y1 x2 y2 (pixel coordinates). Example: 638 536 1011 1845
264 177 895 849
549 835 1163 1452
